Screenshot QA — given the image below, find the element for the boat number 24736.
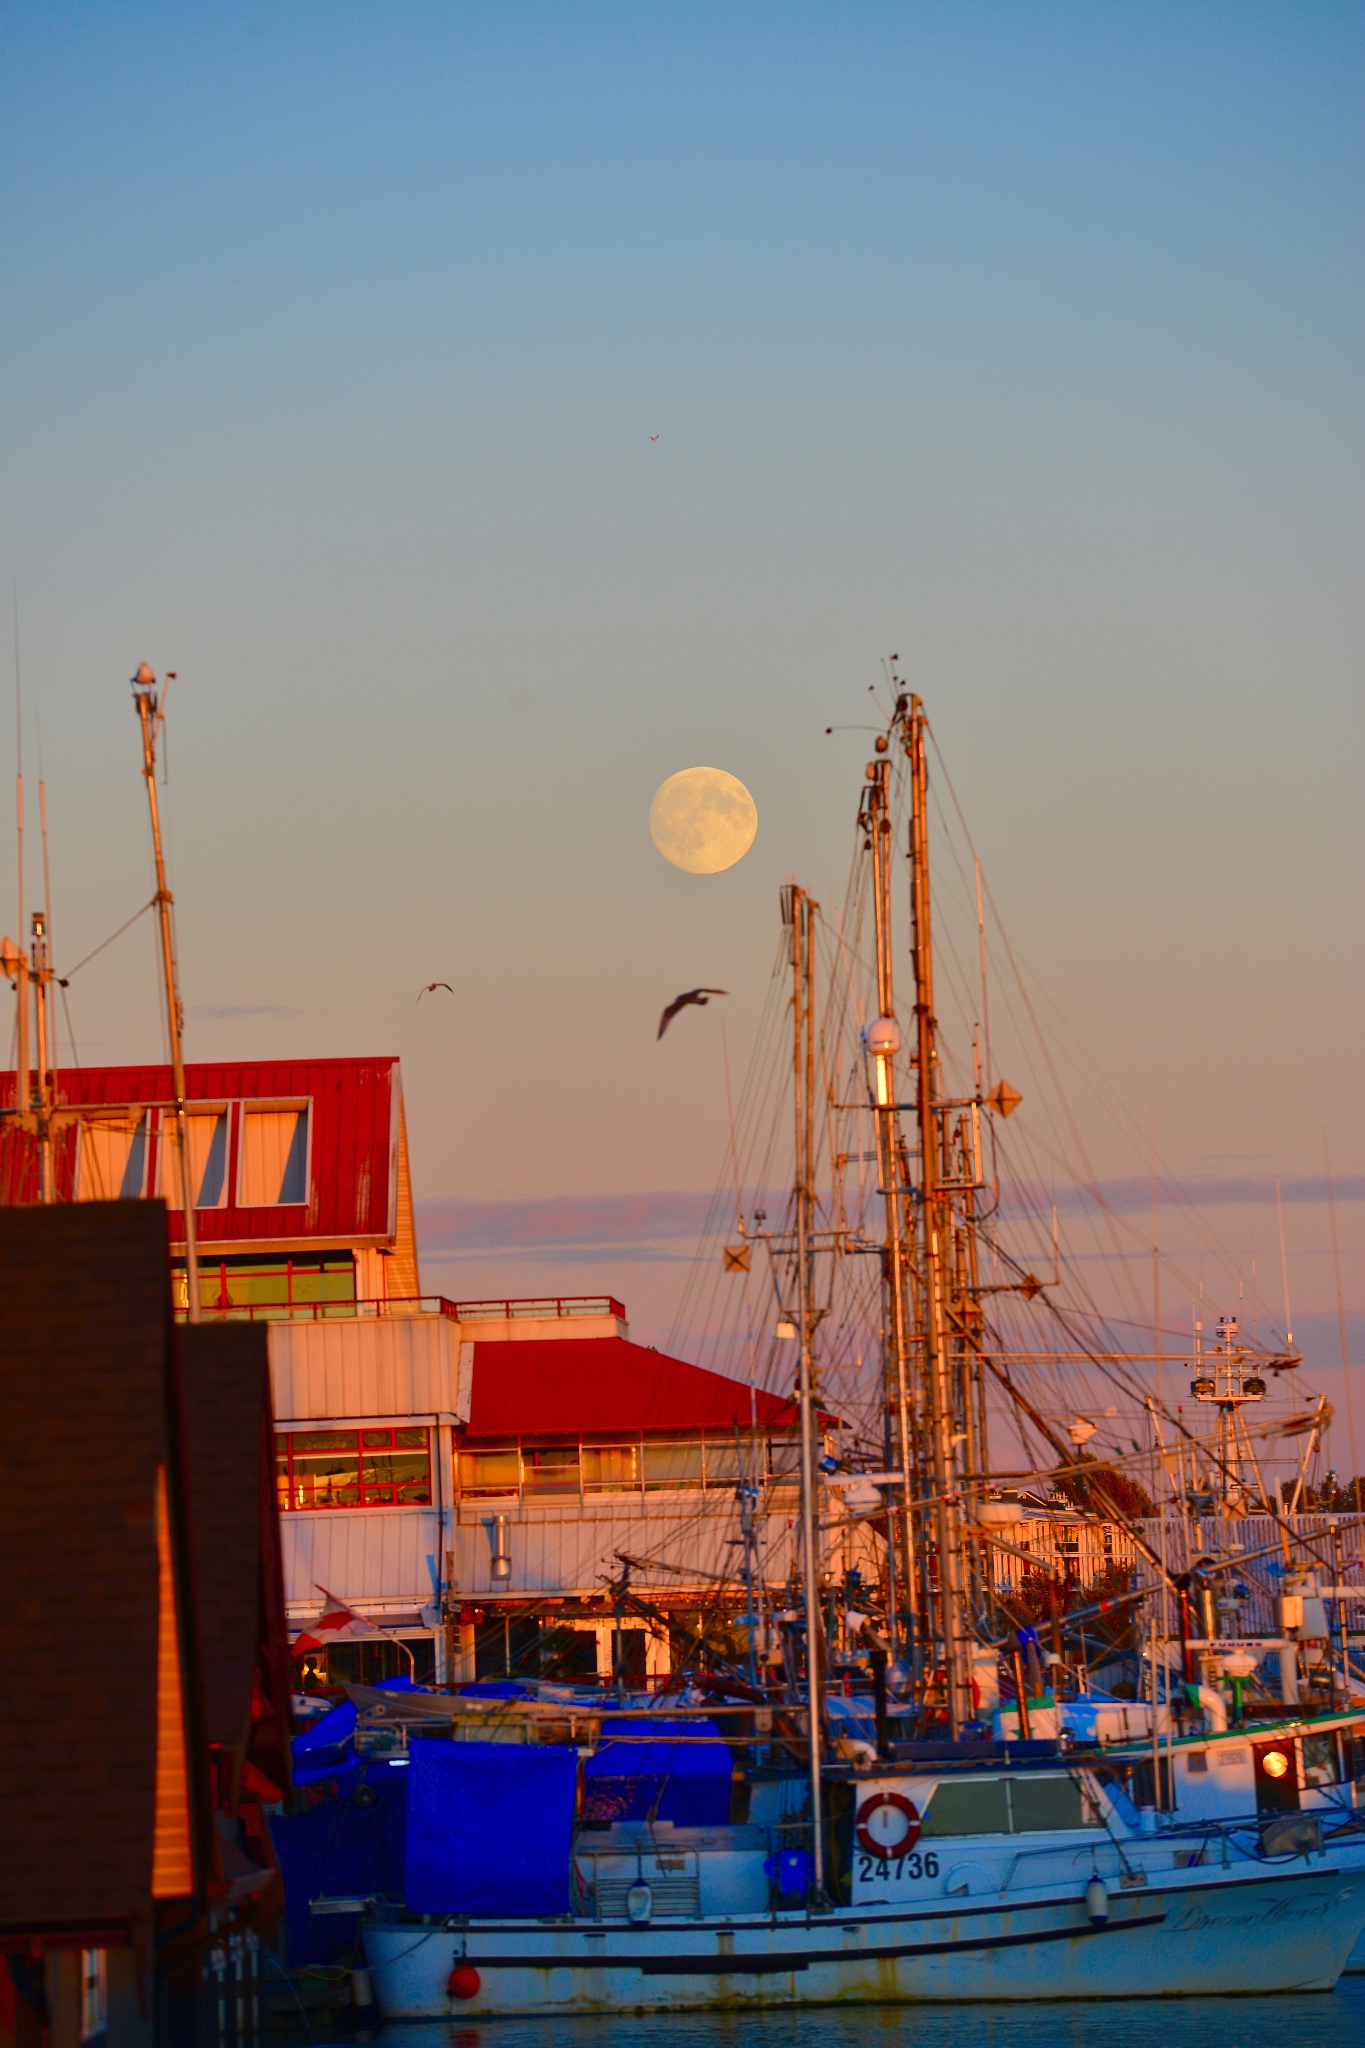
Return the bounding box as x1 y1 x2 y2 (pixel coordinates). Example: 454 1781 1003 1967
856 1849 940 1883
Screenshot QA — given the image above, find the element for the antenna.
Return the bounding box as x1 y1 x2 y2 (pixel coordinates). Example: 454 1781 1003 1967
11 580 29 1140
1324 1131 1361 1505
37 707 55 1074
1275 1175 1293 1351
131 663 201 1322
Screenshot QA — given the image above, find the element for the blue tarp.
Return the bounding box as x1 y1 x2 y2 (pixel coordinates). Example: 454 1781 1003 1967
582 1717 731 1826
404 1738 576 1916
269 1757 408 1965
290 1699 357 1786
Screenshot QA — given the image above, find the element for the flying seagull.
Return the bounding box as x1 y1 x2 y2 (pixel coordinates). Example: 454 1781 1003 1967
417 982 454 1002
658 987 728 1039
650 434 659 442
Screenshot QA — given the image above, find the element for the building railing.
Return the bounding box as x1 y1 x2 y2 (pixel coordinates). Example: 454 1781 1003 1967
445 1295 626 1322
176 1295 459 1323
174 1292 626 1325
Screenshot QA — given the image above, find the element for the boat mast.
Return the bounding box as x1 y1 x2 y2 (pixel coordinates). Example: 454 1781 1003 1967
131 664 200 1323
864 736 918 1667
785 880 826 1898
907 697 973 1735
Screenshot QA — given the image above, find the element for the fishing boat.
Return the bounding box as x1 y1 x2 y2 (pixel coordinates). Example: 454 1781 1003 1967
355 680 1365 2016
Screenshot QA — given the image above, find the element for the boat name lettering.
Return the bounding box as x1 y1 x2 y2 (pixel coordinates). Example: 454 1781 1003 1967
1168 1894 1332 1935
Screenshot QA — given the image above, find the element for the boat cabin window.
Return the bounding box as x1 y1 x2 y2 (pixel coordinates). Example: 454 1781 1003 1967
1302 1734 1338 1788
921 1779 1011 1835
1096 1758 1173 1810
276 1426 432 1509
1008 1776 1091 1832
921 1774 1097 1836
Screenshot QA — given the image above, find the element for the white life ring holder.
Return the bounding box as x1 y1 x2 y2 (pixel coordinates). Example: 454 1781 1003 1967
855 1790 921 1859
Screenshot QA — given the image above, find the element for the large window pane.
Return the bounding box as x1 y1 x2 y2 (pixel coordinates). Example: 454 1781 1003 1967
524 1445 580 1495
767 1438 801 1477
287 1435 361 1509
77 1114 147 1200
642 1442 704 1490
459 1449 520 1495
277 1427 430 1510
704 1440 750 1483
240 1108 309 1206
159 1112 228 1208
583 1444 639 1492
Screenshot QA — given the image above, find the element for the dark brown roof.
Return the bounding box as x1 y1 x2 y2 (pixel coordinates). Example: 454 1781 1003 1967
0 1202 178 1935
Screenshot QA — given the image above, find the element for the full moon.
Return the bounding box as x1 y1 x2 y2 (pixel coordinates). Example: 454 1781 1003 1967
649 767 758 874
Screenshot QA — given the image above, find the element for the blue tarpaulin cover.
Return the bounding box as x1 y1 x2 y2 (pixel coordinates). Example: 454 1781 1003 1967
405 1738 577 1916
290 1699 358 1786
269 1757 408 1965
582 1717 731 1826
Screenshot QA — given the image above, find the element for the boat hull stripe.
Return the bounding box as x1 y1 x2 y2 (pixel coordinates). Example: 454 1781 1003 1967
460 1910 1168 1973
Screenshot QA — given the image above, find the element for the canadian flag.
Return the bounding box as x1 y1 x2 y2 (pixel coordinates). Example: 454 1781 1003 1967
293 1586 384 1655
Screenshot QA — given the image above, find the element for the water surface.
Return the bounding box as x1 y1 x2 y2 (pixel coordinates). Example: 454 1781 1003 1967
347 1979 1365 2048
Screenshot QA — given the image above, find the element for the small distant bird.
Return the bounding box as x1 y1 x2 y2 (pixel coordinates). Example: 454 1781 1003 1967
650 434 659 442
417 982 454 1002
658 987 728 1039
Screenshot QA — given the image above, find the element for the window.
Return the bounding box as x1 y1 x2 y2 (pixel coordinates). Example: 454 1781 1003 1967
1302 1734 1338 1788
523 1445 580 1495
1008 1776 1091 1832
922 1779 1011 1836
459 1447 520 1495
583 1443 639 1492
643 1442 704 1490
240 1106 309 1205
923 1775 1100 1835
767 1437 801 1478
276 1427 431 1509
158 1110 229 1208
76 1114 147 1200
703 1440 748 1483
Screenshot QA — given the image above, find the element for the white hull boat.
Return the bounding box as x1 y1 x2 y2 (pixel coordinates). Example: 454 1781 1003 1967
362 1721 1365 2018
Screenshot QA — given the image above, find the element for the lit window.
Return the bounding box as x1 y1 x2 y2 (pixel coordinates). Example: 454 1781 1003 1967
583 1444 639 1492
158 1110 229 1209
240 1106 309 1205
276 1427 430 1509
523 1445 581 1495
77 1114 147 1200
459 1447 520 1495
642 1442 704 1490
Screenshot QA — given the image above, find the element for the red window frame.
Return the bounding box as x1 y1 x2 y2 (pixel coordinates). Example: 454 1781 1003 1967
275 1426 433 1510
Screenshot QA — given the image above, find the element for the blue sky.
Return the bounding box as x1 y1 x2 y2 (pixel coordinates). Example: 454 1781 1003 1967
1 3 1361 1348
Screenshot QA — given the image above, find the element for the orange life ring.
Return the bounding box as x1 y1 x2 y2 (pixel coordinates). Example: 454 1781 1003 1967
855 1790 921 1859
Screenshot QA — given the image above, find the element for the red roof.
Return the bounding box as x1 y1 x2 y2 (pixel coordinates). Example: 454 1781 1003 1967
464 1337 799 1438
0 1057 402 1251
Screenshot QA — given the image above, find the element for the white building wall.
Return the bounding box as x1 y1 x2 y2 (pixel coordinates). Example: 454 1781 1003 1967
283 1506 443 1622
446 1496 800 1601
267 1312 466 1423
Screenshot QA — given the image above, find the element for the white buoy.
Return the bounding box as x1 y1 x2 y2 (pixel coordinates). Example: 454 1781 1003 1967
1085 1877 1110 1925
626 1882 653 1925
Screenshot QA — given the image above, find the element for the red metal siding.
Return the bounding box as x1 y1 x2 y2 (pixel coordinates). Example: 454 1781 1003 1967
0 1057 399 1249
